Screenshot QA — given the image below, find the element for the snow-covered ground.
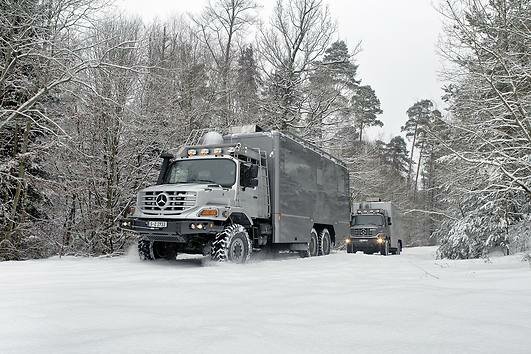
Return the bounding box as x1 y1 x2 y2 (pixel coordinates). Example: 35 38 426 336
1 247 530 354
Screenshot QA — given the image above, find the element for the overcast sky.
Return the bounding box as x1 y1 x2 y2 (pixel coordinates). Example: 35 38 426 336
117 0 445 141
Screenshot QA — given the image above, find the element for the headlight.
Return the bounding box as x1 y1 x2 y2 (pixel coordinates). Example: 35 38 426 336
345 238 351 244
199 208 219 217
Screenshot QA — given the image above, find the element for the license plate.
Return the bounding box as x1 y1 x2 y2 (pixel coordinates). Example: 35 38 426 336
358 239 368 242
148 221 167 228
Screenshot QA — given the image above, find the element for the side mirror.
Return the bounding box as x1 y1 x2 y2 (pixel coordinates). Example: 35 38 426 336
249 164 259 179
241 164 259 188
157 151 174 184
387 217 392 225
160 152 174 159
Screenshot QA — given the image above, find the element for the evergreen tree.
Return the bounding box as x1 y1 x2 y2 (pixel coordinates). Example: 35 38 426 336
307 40 359 145
401 99 440 195
382 136 410 177
350 85 383 142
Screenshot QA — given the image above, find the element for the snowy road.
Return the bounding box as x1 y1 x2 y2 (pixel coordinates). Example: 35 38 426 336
1 247 530 354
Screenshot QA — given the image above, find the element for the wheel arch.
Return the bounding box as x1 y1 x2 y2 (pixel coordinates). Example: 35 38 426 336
227 211 253 228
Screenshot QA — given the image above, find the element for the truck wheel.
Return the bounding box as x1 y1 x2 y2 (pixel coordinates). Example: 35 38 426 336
310 228 319 256
301 228 319 257
138 240 154 260
211 224 252 263
319 228 331 256
346 243 355 253
380 240 390 256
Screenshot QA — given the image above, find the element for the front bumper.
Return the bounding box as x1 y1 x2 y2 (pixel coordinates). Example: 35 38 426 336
347 237 384 251
119 218 224 242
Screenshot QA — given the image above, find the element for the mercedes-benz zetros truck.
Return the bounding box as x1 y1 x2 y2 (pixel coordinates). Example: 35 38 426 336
120 126 351 263
346 200 403 256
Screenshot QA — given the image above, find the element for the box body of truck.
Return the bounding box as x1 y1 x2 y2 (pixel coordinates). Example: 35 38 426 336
226 130 351 247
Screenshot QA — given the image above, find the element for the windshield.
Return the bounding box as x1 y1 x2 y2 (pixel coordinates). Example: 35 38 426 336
165 158 236 188
352 214 385 226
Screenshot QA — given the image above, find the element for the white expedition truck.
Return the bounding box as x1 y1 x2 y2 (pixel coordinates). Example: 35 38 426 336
120 126 351 263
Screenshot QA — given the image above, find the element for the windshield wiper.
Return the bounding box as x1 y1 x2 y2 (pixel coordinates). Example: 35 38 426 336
190 179 223 187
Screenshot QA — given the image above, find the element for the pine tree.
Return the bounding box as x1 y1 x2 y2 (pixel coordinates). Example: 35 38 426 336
382 136 410 177
306 40 359 145
401 99 440 195
350 85 383 142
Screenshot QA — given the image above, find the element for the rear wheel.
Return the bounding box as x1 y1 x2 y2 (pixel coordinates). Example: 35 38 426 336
319 228 331 256
211 224 252 263
396 241 402 255
301 228 319 257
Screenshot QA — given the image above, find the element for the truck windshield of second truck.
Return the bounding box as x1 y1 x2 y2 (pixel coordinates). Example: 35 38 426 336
165 158 236 188
352 214 384 226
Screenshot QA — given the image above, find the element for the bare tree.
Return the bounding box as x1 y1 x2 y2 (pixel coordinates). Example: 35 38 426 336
258 0 335 130
193 0 258 125
0 0 111 259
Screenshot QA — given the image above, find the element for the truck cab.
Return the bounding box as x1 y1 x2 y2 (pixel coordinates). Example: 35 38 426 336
121 134 270 262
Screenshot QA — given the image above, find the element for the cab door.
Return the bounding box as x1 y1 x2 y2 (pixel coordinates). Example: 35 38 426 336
236 163 263 218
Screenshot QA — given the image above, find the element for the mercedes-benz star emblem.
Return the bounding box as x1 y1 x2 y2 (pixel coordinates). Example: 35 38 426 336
155 193 168 208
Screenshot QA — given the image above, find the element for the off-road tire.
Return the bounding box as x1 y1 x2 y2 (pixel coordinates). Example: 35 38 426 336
396 241 402 255
211 224 252 263
319 228 332 256
138 240 154 260
380 240 390 256
346 243 356 254
300 228 319 258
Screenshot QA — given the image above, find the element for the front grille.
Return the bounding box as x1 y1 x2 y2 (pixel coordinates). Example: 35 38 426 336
352 228 375 236
140 190 197 215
